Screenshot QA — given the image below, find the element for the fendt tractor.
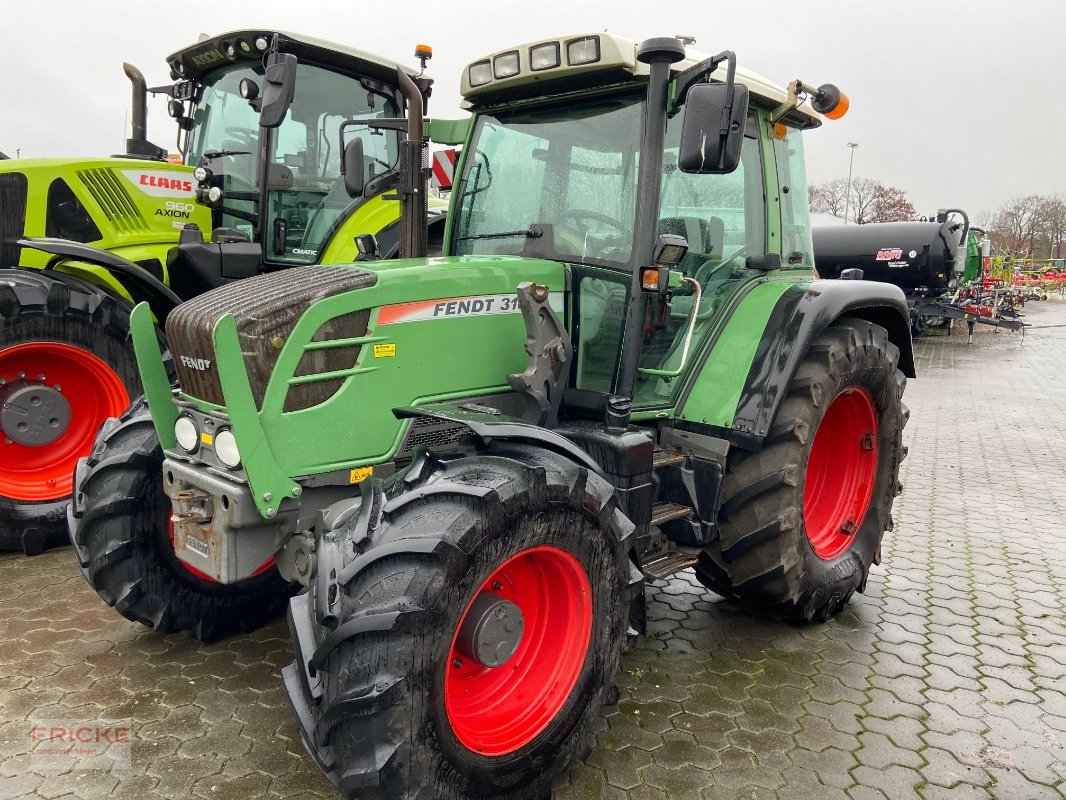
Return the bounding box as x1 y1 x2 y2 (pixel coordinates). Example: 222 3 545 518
0 30 445 554
74 33 914 798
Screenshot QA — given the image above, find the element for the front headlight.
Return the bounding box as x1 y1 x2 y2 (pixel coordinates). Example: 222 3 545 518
174 415 199 453
213 428 241 469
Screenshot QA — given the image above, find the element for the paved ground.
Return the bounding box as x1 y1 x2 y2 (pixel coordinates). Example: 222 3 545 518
2 300 1064 800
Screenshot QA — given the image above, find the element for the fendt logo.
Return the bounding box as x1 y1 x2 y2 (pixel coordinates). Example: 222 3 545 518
875 248 905 261
121 169 196 199
180 355 212 371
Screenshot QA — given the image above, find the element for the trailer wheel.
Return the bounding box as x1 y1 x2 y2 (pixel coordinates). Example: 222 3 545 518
0 269 145 554
284 443 636 800
69 396 294 641
696 317 907 622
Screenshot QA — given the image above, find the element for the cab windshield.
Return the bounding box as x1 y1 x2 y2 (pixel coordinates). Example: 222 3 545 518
187 60 400 264
451 92 644 268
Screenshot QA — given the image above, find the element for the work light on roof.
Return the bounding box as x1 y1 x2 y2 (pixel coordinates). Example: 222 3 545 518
238 39 252 54
493 51 521 79
567 36 600 66
255 35 269 51
530 42 561 71
468 60 493 87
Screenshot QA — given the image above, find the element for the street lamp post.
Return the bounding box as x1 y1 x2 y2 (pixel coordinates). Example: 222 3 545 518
843 142 858 224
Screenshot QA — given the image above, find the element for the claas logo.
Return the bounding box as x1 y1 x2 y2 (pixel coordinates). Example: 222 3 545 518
139 174 193 192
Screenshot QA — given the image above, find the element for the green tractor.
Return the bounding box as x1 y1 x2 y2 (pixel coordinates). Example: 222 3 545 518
76 32 914 797
0 30 445 554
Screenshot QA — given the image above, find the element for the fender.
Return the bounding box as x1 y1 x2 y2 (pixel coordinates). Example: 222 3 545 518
392 403 606 478
18 237 181 322
730 279 914 449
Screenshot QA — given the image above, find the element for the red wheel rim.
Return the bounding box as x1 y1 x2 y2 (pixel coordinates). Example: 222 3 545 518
166 514 274 584
0 342 129 501
803 387 879 560
445 545 592 756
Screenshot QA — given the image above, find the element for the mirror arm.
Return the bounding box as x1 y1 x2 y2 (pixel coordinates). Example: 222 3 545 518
673 50 736 109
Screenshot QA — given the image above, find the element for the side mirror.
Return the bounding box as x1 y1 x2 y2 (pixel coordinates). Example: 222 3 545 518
678 82 749 175
259 52 297 129
341 137 365 198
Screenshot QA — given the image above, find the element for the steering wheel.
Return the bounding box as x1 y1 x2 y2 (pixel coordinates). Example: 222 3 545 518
224 126 258 148
559 209 628 239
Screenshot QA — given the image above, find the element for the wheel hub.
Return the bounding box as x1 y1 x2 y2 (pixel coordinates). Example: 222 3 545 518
0 381 71 446
455 591 524 668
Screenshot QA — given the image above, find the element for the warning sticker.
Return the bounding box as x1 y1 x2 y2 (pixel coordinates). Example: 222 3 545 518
373 343 397 358
349 467 374 484
377 292 564 326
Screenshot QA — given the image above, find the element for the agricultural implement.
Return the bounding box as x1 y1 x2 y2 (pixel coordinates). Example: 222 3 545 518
74 32 913 798
0 30 445 553
813 211 1024 341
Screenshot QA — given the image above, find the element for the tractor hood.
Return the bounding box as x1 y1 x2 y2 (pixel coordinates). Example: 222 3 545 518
140 255 567 516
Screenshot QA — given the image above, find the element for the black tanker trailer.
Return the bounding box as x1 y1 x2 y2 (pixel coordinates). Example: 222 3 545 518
813 210 1022 339
813 219 964 295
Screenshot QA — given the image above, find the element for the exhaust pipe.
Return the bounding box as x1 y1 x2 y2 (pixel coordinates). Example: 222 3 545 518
123 63 149 146
395 67 428 259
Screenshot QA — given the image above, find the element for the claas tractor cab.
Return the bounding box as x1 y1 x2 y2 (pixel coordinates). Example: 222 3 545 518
0 30 444 554
74 33 915 799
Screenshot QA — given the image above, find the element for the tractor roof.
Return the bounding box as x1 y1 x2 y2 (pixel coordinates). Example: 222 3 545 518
168 30 424 87
460 33 821 127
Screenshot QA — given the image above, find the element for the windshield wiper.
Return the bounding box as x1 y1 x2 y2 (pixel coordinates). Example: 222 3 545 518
204 149 252 159
457 228 544 241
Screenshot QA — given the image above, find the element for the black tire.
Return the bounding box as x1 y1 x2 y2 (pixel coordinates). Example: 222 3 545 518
0 269 141 555
69 395 295 641
284 442 639 800
696 317 908 622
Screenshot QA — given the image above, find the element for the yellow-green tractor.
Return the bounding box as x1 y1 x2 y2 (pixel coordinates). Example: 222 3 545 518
0 31 445 553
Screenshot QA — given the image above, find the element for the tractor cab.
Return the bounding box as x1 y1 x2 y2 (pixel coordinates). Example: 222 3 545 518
448 34 827 420
161 30 436 296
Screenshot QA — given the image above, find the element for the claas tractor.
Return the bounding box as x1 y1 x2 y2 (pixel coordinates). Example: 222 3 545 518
74 32 914 798
0 30 445 554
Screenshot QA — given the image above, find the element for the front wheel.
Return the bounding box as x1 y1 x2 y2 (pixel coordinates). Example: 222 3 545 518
69 396 295 641
284 443 637 799
696 317 908 622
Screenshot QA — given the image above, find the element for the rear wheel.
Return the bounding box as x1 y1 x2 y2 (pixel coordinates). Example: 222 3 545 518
0 269 138 554
696 317 908 622
284 443 637 799
69 396 294 641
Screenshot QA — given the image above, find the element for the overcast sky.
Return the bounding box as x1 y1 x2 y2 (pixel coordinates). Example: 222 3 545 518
2 0 1062 219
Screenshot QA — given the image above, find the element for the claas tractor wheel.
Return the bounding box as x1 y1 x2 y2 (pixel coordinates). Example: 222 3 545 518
69 396 295 641
0 269 140 555
696 317 908 622
284 443 638 800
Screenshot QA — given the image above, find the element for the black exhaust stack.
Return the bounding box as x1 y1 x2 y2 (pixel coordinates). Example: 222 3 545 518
120 63 166 161
395 67 428 259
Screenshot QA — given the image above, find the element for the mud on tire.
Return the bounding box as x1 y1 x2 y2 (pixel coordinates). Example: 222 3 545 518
696 317 908 622
69 396 295 641
284 442 640 800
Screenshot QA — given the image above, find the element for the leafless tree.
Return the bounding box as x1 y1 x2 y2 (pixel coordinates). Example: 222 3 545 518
849 178 881 224
808 178 849 219
1038 194 1066 259
990 195 1043 258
